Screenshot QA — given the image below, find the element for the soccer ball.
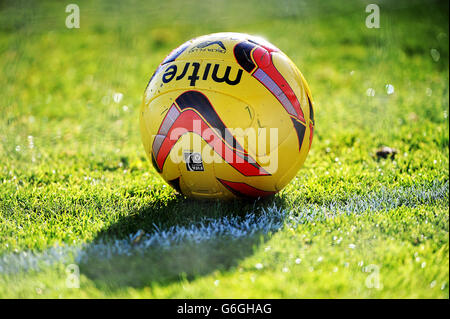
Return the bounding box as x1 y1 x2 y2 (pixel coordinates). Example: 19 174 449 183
140 32 314 199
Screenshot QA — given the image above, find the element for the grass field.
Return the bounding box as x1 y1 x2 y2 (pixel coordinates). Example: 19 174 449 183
0 0 448 298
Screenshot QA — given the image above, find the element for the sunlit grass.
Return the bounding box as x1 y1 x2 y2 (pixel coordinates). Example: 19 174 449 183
0 0 448 298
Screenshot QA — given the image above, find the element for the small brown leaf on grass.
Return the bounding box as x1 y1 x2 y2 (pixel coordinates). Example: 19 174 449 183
375 146 398 159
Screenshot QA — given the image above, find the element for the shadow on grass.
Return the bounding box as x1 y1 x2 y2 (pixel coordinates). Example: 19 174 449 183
80 195 286 289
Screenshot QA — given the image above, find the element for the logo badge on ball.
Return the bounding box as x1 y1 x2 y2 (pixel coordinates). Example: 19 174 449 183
184 152 204 172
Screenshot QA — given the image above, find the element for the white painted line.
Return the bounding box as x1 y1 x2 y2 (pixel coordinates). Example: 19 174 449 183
0 180 447 275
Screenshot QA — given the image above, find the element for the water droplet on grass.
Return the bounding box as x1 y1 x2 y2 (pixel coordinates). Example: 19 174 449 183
114 92 123 103
430 48 440 62
366 88 375 97
28 136 34 149
386 84 394 95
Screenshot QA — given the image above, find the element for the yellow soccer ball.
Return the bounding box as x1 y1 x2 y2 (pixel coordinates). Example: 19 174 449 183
140 32 315 199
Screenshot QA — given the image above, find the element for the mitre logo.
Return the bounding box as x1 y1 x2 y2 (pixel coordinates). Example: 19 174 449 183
162 62 243 86
189 40 226 54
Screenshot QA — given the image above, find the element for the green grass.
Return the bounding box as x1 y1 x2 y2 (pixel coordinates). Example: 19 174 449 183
0 0 448 298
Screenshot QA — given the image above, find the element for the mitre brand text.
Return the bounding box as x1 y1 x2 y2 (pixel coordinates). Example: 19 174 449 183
162 62 243 86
